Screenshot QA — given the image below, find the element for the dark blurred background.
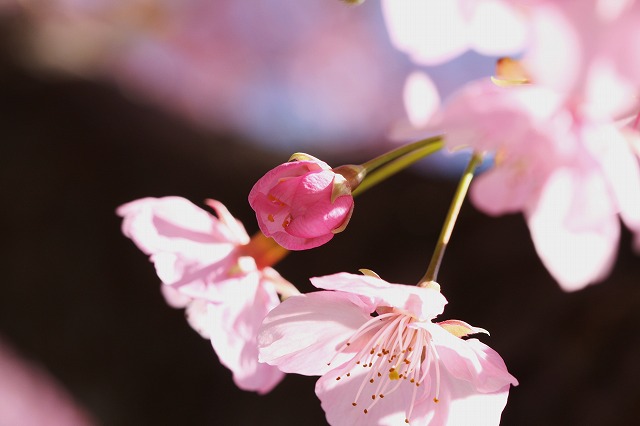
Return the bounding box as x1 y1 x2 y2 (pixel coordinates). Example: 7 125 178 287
2 2 640 426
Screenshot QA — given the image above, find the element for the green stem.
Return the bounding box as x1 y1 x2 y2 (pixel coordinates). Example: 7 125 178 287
352 137 444 197
361 136 443 173
418 152 483 286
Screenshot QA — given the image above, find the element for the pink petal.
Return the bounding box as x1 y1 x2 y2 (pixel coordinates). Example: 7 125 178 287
411 368 512 426
523 2 584 96
526 168 620 291
248 160 329 205
260 267 301 300
265 230 334 251
286 201 353 239
469 0 528 56
421 323 518 393
609 5 640 83
584 126 640 232
159 283 191 308
315 361 416 426
258 291 372 376
0 339 96 426
436 81 560 154
184 299 214 339
204 199 250 245
382 0 527 66
310 273 447 321
471 166 536 216
381 0 469 65
117 197 241 255
206 272 284 394
117 196 247 299
403 71 440 128
277 172 352 238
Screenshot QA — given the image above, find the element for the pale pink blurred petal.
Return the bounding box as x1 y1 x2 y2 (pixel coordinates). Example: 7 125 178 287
184 298 213 338
584 126 640 232
583 59 638 119
523 2 583 95
608 4 640 82
523 0 640 118
403 71 440 128
382 0 527 66
160 283 191 308
435 80 561 153
471 164 536 215
468 0 529 56
382 0 468 65
526 169 620 291
0 338 96 426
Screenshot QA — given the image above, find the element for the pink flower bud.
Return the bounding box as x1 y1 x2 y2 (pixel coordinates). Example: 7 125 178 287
248 154 355 250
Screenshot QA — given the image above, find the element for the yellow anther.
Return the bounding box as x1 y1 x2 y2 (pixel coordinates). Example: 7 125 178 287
389 369 400 381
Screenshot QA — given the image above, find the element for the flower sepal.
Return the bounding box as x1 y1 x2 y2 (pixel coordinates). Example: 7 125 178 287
439 319 490 338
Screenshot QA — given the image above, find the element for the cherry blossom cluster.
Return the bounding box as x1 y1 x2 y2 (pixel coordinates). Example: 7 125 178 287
117 1 640 425
386 0 640 291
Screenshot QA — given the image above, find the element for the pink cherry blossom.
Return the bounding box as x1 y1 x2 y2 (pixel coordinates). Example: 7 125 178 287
117 196 297 393
522 0 640 119
248 154 355 250
258 272 517 425
382 0 528 66
433 80 640 290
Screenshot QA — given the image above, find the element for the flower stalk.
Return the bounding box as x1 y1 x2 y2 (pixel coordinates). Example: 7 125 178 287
240 231 290 269
419 152 483 286
351 136 444 196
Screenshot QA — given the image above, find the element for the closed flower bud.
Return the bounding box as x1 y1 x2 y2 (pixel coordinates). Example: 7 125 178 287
249 153 355 250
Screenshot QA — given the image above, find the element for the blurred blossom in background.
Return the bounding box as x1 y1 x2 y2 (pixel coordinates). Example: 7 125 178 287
0 0 516 157
3 0 410 150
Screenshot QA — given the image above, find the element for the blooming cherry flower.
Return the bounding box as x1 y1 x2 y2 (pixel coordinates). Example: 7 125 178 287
258 272 517 425
249 153 355 250
432 80 640 290
117 196 296 393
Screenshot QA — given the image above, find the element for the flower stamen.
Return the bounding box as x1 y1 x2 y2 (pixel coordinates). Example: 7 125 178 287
333 311 438 421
